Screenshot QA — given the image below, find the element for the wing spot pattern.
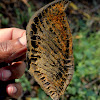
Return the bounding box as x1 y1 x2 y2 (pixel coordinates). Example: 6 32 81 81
26 0 74 100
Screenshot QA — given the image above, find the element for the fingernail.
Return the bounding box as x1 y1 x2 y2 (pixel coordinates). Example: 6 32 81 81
2 70 11 81
19 35 26 46
8 86 17 94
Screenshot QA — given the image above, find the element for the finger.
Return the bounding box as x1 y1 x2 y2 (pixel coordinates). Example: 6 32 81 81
6 82 22 99
0 36 27 63
14 53 26 62
0 61 26 81
0 28 26 42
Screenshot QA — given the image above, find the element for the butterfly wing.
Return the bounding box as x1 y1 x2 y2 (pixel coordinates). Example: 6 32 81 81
26 0 74 100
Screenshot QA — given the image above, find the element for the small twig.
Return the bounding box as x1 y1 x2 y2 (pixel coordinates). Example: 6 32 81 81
80 77 100 91
21 0 30 7
84 77 100 88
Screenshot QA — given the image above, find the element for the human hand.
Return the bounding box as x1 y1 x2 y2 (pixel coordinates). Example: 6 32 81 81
0 28 27 99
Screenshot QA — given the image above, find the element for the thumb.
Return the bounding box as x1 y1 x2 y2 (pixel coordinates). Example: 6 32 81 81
0 36 27 63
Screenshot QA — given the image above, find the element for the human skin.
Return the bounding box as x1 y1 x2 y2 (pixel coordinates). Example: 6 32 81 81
0 28 27 99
